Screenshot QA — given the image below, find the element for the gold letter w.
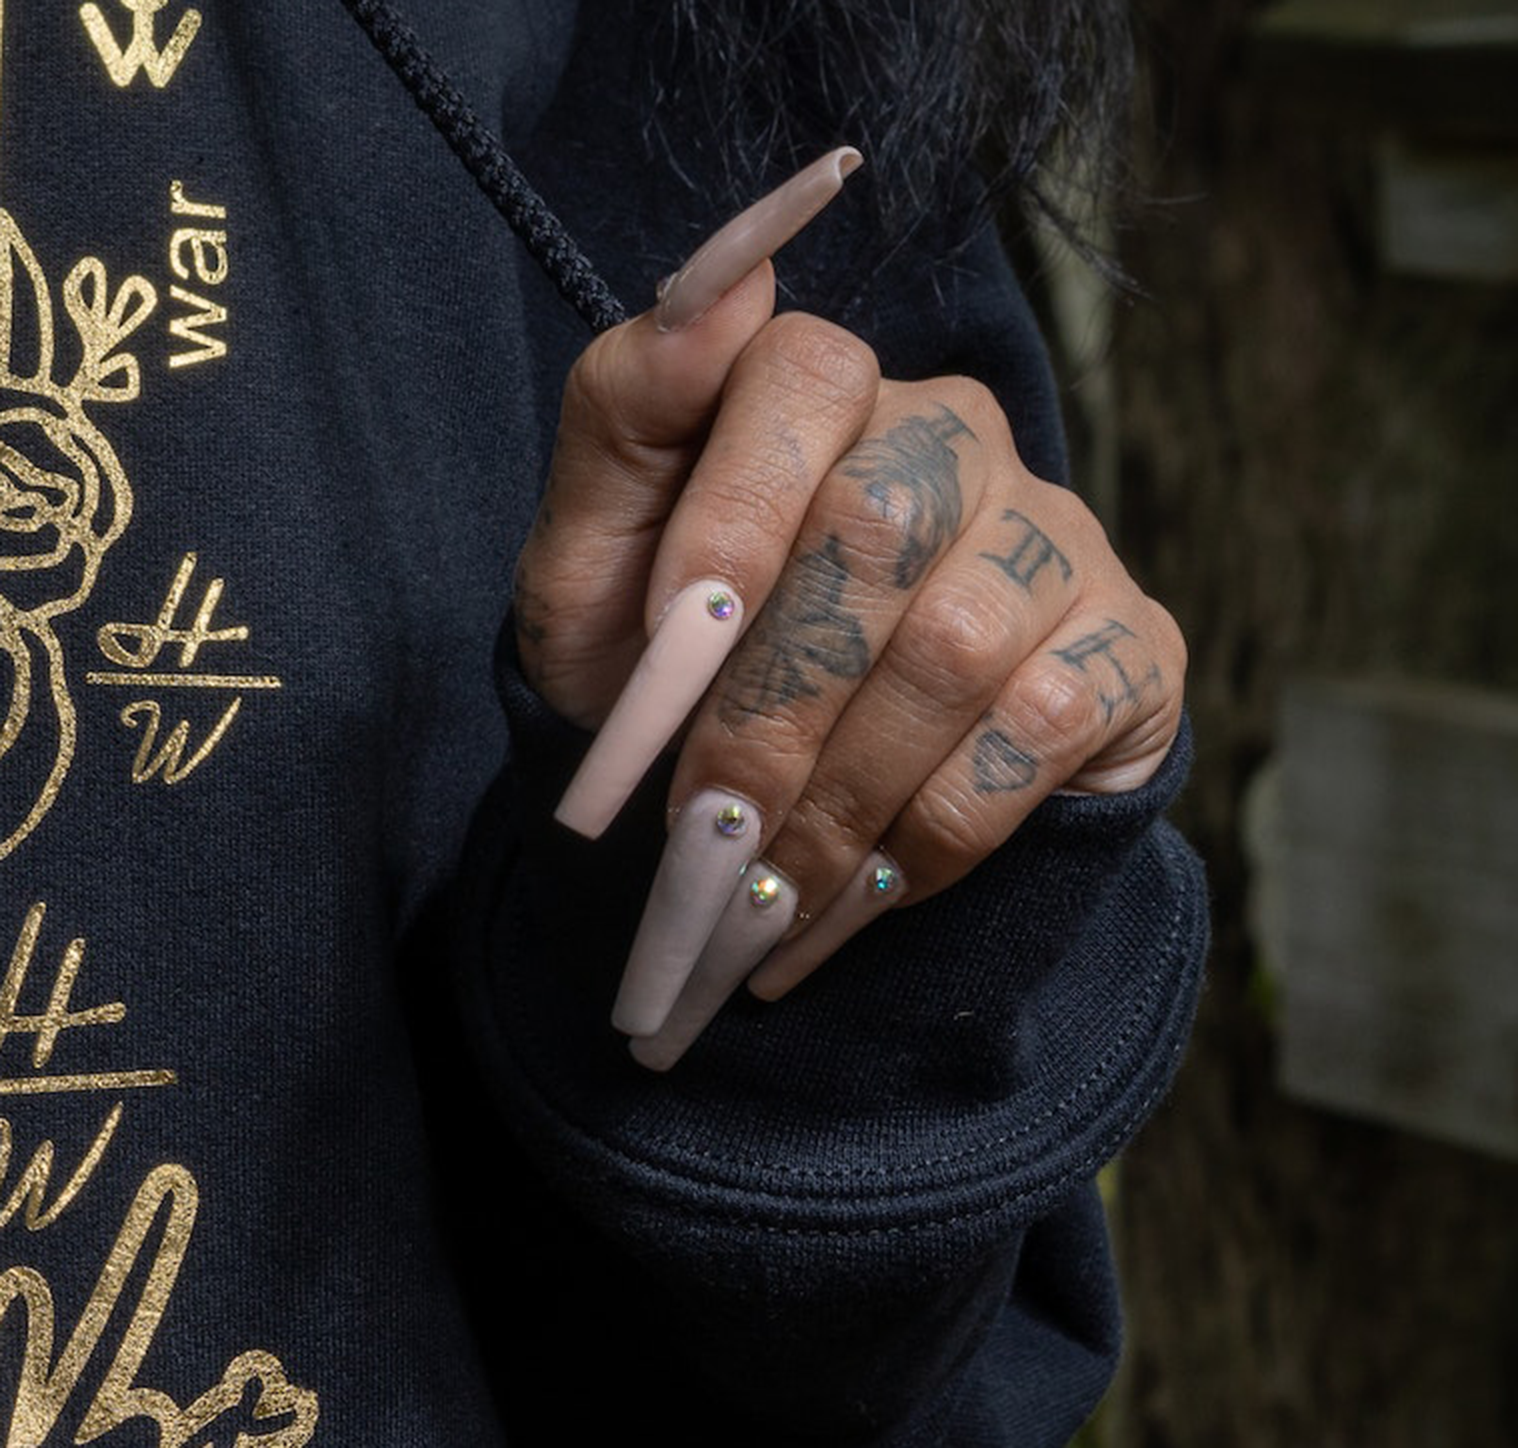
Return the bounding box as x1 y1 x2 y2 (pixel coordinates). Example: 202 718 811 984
80 1 202 89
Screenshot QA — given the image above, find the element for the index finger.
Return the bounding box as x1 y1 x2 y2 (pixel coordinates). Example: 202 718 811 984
519 149 862 721
545 148 864 541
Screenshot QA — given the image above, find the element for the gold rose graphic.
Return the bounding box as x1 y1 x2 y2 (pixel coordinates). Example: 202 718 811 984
0 208 155 861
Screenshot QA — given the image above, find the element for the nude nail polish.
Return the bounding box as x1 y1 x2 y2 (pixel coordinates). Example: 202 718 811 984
746 850 905 1001
630 862 797 1072
656 146 863 332
612 789 762 1037
555 581 744 839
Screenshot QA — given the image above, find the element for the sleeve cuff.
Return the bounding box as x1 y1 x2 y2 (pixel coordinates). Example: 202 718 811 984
459 639 1207 1299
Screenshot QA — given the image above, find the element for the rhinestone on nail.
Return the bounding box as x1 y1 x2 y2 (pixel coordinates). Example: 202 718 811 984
870 864 899 896
714 802 747 837
706 590 736 621
749 875 781 908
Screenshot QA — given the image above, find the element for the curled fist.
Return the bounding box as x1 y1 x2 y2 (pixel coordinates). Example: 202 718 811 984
514 151 1185 1068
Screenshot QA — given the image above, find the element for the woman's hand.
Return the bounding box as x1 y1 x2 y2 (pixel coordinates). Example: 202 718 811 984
513 152 1186 1067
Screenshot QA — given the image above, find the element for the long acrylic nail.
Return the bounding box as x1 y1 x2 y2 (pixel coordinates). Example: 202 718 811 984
747 850 905 1001
555 581 744 839
630 862 797 1072
612 790 762 1037
656 146 863 332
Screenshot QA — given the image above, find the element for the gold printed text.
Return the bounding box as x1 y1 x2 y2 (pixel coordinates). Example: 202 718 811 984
97 551 249 670
88 553 281 784
0 903 175 1097
80 0 202 90
0 1104 122 1232
0 1163 319 1446
120 697 239 783
165 183 227 367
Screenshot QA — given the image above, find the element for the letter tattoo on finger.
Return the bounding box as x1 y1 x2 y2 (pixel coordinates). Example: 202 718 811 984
979 509 1072 592
1052 620 1160 721
842 406 969 588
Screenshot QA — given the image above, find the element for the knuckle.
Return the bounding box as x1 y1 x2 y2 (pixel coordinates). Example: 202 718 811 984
563 332 621 419
901 374 1006 442
1031 481 1098 543
902 783 993 876
890 590 1006 712
1149 598 1189 678
940 374 1002 431
784 783 880 858
562 339 669 470
562 338 602 406
1014 666 1106 757
751 314 881 412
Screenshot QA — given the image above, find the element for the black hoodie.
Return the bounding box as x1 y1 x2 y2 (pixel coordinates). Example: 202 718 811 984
0 2 1205 1443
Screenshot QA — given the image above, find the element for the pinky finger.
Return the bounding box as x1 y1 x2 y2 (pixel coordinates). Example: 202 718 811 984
746 849 906 1001
745 669 1105 1001
747 613 1178 1002
884 614 1174 901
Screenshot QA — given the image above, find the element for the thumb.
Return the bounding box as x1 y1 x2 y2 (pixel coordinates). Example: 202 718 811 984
548 147 863 526
517 149 861 719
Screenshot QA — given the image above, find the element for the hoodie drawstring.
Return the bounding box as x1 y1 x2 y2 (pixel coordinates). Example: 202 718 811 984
339 0 629 334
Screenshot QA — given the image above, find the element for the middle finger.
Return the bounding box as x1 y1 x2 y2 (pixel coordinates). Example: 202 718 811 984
614 380 1070 1039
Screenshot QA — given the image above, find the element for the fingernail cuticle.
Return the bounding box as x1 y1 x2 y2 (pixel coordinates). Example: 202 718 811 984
747 849 905 1002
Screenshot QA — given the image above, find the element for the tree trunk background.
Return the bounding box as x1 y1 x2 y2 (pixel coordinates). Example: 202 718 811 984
1052 2 1518 1443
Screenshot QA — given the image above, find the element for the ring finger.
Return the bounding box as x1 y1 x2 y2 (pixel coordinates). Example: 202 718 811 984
747 602 1176 1002
611 390 992 1038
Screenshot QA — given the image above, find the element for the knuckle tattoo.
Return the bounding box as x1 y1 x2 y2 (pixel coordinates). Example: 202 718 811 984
717 535 871 727
1049 619 1163 725
839 405 970 589
970 726 1039 795
978 507 1073 594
